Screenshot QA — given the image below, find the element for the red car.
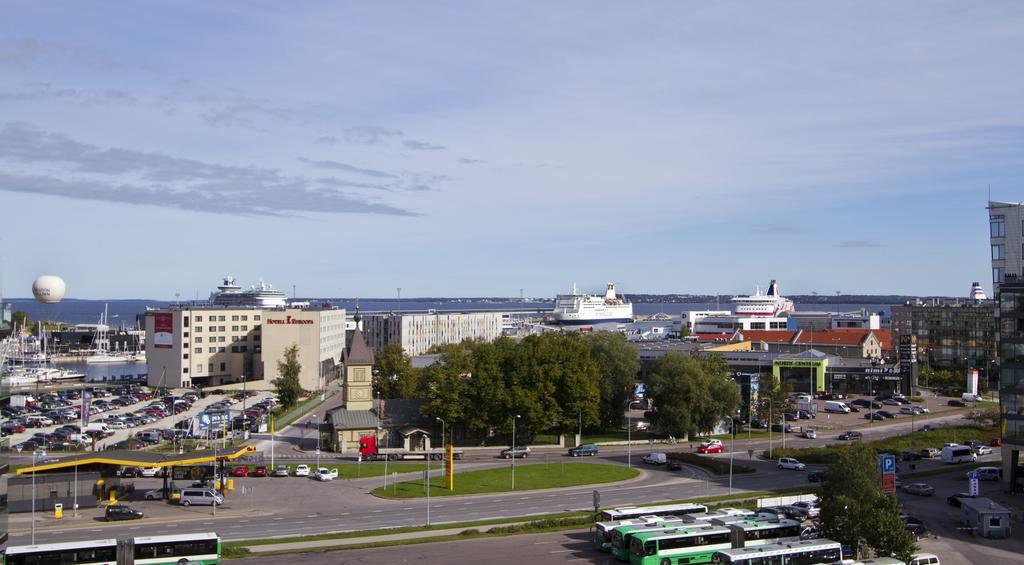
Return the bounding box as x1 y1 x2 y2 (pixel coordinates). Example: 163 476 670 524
249 466 268 477
698 442 725 454
231 466 250 477
991 438 1003 447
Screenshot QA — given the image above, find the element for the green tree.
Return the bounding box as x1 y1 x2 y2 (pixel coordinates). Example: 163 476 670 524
372 343 414 398
585 332 640 429
819 444 918 561
646 352 741 438
755 374 795 424
12 310 30 330
273 344 304 409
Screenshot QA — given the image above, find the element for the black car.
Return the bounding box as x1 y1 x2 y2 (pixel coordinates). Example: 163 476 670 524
770 423 794 433
837 431 863 441
876 410 896 419
947 399 967 407
807 470 827 482
899 451 922 461
783 413 798 422
796 410 814 420
667 461 683 471
749 419 768 429
947 493 974 508
864 413 885 421
105 505 144 522
851 399 872 408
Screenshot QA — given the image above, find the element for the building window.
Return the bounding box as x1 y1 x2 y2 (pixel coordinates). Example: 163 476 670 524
195 326 202 332
232 315 239 321
208 347 216 353
219 336 226 342
994 267 1005 284
183 316 189 327
241 315 248 321
232 336 240 342
219 347 226 352
220 362 226 371
232 346 239 353
196 364 203 374
219 326 226 332
255 315 261 321
196 316 203 322
183 353 189 359
183 331 189 338
208 363 214 373
194 347 202 353
241 325 248 331
232 325 239 331
183 367 189 373
992 221 1006 238
195 337 203 343
993 244 1005 260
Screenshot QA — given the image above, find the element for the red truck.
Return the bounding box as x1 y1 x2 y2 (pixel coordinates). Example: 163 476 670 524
357 436 464 461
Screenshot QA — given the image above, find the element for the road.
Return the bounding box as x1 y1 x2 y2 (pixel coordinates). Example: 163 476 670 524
6 395 981 547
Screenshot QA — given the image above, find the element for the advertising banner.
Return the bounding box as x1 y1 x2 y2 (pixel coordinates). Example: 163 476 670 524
154 313 174 348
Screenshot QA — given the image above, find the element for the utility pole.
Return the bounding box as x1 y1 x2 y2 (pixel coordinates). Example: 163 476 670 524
511 414 521 489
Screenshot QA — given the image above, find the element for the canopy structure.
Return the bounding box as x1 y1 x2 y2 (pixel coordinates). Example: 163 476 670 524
15 444 256 475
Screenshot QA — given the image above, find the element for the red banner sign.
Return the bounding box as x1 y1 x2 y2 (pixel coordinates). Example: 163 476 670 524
154 312 174 348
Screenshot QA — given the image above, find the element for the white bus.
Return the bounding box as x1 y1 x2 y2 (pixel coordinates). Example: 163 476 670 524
4 539 118 565
711 539 843 564
132 532 220 564
599 502 707 522
941 444 977 464
681 508 757 523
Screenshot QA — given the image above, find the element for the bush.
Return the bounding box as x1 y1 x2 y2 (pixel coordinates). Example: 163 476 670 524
667 452 756 474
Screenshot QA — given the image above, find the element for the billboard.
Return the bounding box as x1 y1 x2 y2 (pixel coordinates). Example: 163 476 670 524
193 410 231 434
154 313 173 349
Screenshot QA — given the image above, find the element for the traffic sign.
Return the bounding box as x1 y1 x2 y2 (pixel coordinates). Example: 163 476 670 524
968 472 980 497
882 474 896 494
878 454 896 474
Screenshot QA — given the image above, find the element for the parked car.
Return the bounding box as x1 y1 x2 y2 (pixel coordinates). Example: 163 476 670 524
975 445 993 456
876 410 896 419
770 423 794 433
903 483 935 496
883 399 902 406
783 412 798 421
313 467 338 481
273 465 290 477
667 461 683 471
837 431 863 441
865 413 885 421
140 467 162 478
642 452 669 465
807 470 827 483
789 501 820 518
568 443 599 457
919 447 940 458
500 446 530 459
294 464 311 477
899 451 922 461
947 492 975 508
178 488 224 506
972 466 1002 481
144 487 169 500
991 437 1003 447
947 399 967 407
105 505 144 521
231 466 250 477
777 457 806 471
250 466 268 477
795 410 814 420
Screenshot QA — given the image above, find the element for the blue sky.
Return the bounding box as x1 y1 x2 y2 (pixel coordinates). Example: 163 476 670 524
1 1 1022 299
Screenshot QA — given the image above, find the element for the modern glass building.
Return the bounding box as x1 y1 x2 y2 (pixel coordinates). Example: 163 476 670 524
890 301 996 376
996 279 1024 492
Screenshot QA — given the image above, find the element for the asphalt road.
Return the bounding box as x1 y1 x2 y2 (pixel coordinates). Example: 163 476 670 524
6 397 982 547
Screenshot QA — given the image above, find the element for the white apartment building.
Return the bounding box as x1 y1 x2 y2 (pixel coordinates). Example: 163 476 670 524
989 201 1024 294
145 306 346 390
361 311 505 356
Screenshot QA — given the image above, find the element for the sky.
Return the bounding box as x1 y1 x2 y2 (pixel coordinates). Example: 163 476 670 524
1 1 1023 300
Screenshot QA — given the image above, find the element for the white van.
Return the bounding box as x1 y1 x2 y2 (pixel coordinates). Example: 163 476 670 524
910 553 940 565
83 423 111 435
941 444 977 464
642 452 668 465
824 401 850 414
961 393 983 403
793 394 813 404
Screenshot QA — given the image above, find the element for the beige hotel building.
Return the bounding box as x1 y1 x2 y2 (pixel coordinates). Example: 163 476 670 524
144 306 347 391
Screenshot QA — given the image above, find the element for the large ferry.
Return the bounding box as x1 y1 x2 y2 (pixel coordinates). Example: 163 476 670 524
730 280 795 317
210 277 288 308
550 283 634 325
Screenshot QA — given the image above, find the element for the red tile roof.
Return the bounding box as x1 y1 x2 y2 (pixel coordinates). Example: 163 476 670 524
733 330 799 344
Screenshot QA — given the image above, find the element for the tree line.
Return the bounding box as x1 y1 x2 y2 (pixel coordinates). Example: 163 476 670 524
374 333 742 442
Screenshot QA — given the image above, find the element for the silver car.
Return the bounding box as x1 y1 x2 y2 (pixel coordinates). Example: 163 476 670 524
178 488 224 506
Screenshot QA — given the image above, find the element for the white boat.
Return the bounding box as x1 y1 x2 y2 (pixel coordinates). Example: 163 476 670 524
83 304 137 364
731 280 795 317
550 282 634 325
210 276 288 308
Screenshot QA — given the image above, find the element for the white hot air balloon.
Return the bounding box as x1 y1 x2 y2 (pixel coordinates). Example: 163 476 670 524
32 275 67 304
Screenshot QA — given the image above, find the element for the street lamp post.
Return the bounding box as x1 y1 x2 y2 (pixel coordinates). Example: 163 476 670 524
511 414 521 490
767 397 773 459
436 417 446 460
729 418 735 495
627 412 632 469
315 418 321 471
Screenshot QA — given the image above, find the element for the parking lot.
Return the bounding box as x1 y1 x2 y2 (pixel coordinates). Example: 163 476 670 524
3 385 276 459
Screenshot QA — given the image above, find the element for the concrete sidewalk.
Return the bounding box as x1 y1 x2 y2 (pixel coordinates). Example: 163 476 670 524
245 521 536 553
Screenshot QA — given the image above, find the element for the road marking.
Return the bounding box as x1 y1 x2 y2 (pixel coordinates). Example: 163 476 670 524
372 510 382 513
550 549 573 554
534 541 554 545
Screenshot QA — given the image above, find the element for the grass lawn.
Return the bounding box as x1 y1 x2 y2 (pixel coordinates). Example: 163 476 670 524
765 424 999 464
372 462 638 498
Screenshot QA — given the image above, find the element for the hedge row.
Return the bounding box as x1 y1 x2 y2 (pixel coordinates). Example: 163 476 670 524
667 452 756 475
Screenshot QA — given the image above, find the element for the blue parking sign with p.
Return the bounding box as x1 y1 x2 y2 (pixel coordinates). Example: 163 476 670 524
879 454 896 474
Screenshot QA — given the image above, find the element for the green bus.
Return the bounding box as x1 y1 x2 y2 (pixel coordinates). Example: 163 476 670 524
612 521 691 562
629 524 733 565
595 516 685 551
628 519 806 565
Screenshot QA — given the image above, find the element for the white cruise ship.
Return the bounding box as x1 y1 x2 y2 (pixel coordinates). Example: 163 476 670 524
730 280 795 317
550 283 634 325
210 277 288 308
